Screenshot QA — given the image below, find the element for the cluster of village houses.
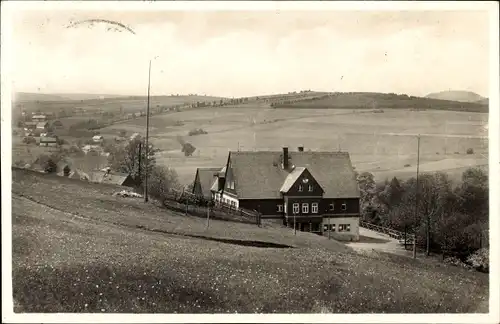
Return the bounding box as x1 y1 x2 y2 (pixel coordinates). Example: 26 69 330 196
20 111 143 151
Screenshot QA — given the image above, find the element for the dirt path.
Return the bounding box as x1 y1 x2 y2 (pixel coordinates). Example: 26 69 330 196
345 227 411 256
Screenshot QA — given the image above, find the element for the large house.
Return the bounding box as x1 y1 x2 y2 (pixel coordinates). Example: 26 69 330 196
205 147 361 241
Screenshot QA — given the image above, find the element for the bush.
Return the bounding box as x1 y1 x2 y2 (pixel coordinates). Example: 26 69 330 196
14 160 26 167
467 248 489 272
444 257 472 269
188 128 208 136
44 159 58 173
23 137 36 145
466 148 474 154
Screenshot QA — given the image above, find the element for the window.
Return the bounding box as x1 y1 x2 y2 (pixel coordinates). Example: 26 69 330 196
338 224 351 232
308 184 313 192
323 224 335 231
341 203 347 211
311 202 319 213
293 203 300 214
277 204 283 212
329 203 335 211
302 203 309 213
298 185 303 192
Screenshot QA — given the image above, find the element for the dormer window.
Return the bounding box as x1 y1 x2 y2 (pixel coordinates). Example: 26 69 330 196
298 185 303 192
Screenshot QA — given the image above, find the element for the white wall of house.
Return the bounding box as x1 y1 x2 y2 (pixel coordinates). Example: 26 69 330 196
222 193 239 208
213 192 239 209
322 216 360 241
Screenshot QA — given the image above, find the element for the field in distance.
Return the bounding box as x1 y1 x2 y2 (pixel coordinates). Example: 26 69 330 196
99 105 488 185
13 94 227 117
12 168 489 313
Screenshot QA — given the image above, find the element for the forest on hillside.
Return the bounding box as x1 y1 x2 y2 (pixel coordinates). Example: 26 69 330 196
271 92 488 113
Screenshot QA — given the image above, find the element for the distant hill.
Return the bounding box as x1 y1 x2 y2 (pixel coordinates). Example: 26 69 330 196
14 92 127 102
270 92 488 113
476 98 489 105
425 91 486 103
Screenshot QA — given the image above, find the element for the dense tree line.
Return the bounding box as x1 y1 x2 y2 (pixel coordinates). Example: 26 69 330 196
357 168 489 264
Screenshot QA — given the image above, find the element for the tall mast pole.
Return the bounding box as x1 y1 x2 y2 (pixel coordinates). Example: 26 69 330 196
413 134 420 258
144 59 152 203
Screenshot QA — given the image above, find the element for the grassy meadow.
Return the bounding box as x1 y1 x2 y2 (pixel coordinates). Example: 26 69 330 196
98 106 488 185
12 169 489 313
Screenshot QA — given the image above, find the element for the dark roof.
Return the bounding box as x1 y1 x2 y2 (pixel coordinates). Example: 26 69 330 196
40 136 58 142
90 171 132 186
228 151 359 199
195 168 220 198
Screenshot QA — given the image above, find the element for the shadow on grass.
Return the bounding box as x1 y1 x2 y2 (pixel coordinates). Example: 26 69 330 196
142 226 294 249
357 235 391 244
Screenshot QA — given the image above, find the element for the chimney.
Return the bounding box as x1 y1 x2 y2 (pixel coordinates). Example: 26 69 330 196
298 146 304 152
282 147 289 169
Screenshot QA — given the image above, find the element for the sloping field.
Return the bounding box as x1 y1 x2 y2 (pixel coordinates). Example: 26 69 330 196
11 169 489 313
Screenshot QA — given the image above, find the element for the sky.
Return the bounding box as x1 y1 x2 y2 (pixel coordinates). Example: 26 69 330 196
8 8 491 98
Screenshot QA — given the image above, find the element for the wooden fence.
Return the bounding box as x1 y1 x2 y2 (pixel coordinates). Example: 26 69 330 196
359 221 415 242
163 188 261 225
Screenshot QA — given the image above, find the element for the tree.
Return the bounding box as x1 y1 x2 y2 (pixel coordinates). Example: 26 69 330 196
144 165 181 202
108 137 158 185
453 167 489 235
356 172 383 222
181 142 196 157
